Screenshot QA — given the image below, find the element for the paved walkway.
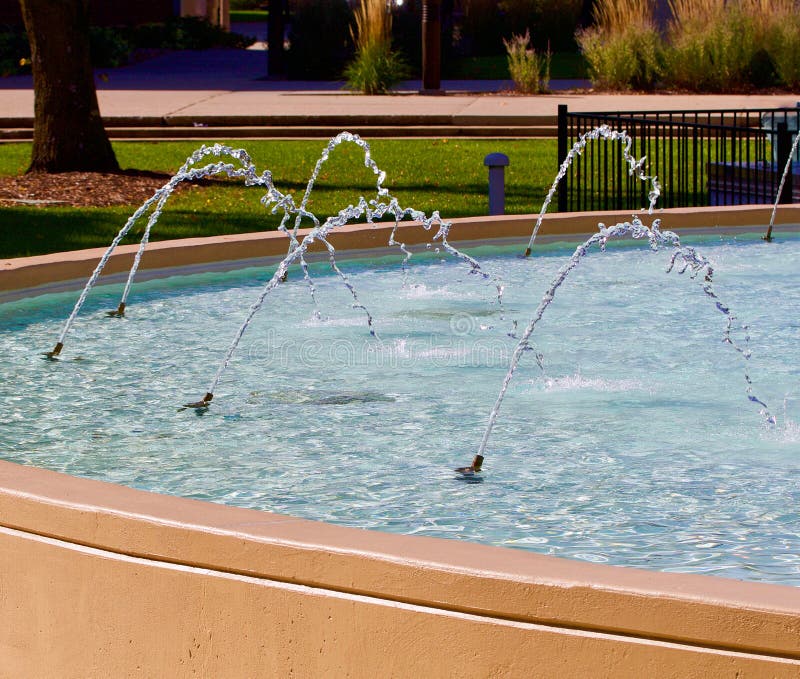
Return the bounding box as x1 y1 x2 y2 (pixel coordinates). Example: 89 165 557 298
0 48 797 132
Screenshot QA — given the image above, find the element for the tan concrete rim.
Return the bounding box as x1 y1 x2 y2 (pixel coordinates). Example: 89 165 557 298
2 461 800 661
3 204 799 303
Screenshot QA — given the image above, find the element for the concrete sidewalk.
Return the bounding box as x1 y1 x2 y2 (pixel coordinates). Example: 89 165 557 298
0 48 797 139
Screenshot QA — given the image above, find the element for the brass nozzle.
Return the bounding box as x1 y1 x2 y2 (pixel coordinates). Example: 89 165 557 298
182 392 214 409
455 454 484 475
524 247 531 257
107 302 126 317
45 342 64 358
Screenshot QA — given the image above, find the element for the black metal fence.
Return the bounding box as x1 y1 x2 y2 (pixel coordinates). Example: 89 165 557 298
556 105 799 213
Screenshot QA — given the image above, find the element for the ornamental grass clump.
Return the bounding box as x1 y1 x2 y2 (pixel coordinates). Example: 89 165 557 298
577 0 662 91
503 30 550 94
344 0 409 94
764 0 800 89
665 0 773 91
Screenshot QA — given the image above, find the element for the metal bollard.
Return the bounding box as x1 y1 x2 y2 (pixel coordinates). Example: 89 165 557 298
484 152 510 215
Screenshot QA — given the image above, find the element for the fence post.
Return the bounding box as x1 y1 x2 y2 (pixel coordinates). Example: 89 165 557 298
557 104 568 212
777 121 793 204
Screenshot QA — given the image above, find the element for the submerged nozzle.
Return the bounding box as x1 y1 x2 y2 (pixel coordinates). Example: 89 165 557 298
106 302 126 317
43 342 64 359
524 247 531 257
183 392 213 409
455 454 484 476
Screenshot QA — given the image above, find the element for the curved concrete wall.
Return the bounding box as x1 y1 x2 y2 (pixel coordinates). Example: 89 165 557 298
2 207 800 676
3 204 799 301
2 462 800 677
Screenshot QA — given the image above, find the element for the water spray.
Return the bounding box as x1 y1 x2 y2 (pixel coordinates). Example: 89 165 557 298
765 128 800 242
523 125 660 258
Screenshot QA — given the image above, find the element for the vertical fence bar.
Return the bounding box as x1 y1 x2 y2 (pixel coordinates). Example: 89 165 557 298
777 121 793 204
614 113 624 210
603 118 609 210
663 113 675 207
557 104 568 212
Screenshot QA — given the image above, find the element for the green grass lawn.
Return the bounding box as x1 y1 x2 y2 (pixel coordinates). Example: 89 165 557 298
0 139 558 258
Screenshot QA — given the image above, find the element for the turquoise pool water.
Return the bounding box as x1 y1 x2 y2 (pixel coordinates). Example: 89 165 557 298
2 233 799 584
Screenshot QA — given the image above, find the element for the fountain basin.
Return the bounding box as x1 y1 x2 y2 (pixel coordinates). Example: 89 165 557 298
2 205 800 676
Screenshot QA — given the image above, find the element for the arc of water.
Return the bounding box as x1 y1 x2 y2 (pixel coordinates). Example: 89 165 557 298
523 125 662 257
48 133 509 407
277 132 505 313
474 217 775 462
46 145 275 357
765 129 800 242
276 133 386 317
197 193 456 405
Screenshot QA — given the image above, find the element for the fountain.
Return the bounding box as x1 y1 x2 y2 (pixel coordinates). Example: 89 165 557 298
2 128 800 675
39 128 776 470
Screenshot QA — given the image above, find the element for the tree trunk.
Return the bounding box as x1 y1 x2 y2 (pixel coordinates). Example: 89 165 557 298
19 0 119 173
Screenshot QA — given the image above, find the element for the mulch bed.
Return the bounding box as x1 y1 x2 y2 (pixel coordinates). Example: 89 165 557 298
0 170 181 208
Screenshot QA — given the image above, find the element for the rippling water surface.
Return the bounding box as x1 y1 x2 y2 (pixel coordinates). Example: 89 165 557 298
2 233 799 585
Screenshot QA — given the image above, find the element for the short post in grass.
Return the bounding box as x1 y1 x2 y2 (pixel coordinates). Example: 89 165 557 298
484 152 509 215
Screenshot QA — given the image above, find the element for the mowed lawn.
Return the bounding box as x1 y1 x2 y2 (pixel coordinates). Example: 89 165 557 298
0 139 559 258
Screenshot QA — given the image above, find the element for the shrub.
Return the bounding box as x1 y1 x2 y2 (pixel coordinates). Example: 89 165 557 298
504 30 550 94
130 17 253 51
765 0 800 89
664 0 775 92
1 25 133 74
89 27 131 68
0 27 30 77
577 0 662 91
667 0 756 92
344 0 409 94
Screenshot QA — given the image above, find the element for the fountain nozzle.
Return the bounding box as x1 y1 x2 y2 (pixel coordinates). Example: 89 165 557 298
184 392 213 409
44 342 64 359
106 302 126 317
524 247 531 257
455 454 484 476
